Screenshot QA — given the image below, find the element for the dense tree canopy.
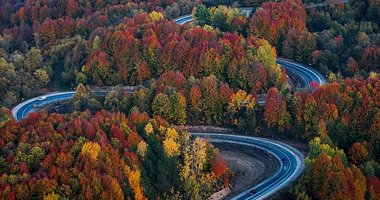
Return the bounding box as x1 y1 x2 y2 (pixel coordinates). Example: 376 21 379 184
0 0 379 199
82 13 283 91
249 0 307 46
0 110 229 199
193 5 247 34
306 0 380 75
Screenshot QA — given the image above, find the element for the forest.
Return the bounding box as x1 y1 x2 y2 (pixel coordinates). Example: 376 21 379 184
0 109 229 199
193 0 379 75
0 0 379 199
63 71 380 199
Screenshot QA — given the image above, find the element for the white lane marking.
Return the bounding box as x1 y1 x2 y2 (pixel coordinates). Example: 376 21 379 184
277 59 325 84
14 94 304 200
191 133 304 200
279 62 309 86
277 60 314 84
12 92 75 120
251 151 292 200
209 139 284 200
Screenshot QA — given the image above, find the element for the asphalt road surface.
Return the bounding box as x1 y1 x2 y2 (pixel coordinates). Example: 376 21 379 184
11 59 322 199
12 96 305 200
191 133 304 200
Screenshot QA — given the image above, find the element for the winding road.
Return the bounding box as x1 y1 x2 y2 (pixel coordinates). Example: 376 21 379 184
193 133 304 200
174 14 326 89
10 13 328 200
10 60 316 200
11 94 305 200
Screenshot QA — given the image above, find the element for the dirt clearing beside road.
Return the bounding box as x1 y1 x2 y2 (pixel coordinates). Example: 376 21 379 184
213 142 279 199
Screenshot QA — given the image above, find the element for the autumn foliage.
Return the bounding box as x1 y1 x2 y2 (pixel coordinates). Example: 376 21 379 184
249 0 307 46
0 0 379 199
81 13 283 91
211 153 228 178
0 110 229 199
278 76 380 199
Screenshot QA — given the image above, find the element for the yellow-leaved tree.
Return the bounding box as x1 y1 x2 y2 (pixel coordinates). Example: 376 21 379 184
227 89 257 130
144 122 154 136
43 192 59 200
180 137 214 200
104 178 124 200
163 138 180 157
124 166 146 200
192 138 207 174
181 137 208 178
249 39 283 87
228 90 256 112
163 127 180 157
81 142 101 160
149 11 164 22
137 141 148 158
165 128 179 140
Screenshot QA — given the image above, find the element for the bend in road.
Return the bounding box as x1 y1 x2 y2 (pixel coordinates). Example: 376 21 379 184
12 92 75 122
12 92 305 200
276 58 326 87
12 97 305 200
192 133 304 200
10 12 326 200
173 15 326 88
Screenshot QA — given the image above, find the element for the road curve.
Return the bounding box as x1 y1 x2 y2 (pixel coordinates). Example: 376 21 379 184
276 58 326 87
192 133 304 200
173 15 326 89
12 13 326 120
10 11 326 200
11 94 305 200
12 92 75 121
12 91 109 121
